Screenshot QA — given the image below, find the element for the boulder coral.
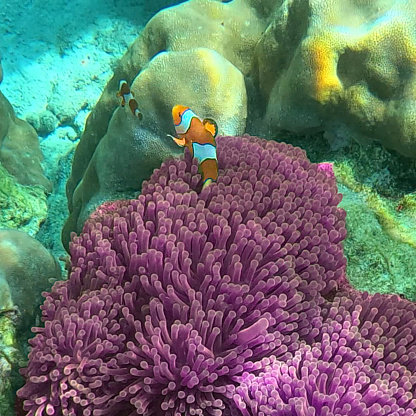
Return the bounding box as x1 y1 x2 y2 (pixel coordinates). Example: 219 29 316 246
63 0 416 246
0 230 61 416
0 229 61 330
256 0 416 157
0 89 51 192
131 48 247 137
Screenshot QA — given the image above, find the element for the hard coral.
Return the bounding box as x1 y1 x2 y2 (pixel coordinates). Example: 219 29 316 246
0 229 61 328
257 0 416 156
19 135 347 415
0 91 51 192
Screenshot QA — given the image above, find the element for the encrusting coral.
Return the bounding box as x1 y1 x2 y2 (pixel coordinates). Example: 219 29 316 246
256 0 416 157
18 136 416 415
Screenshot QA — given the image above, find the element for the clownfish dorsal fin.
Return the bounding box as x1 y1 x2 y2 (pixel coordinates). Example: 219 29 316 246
167 134 186 147
203 118 218 137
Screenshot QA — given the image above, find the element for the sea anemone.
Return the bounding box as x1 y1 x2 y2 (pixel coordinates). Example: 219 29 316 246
18 135 347 415
233 290 416 416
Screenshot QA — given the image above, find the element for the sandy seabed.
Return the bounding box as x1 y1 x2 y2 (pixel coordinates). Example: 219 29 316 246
0 0 179 258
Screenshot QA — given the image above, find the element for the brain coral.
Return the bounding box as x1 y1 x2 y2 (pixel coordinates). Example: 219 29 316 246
19 135 352 415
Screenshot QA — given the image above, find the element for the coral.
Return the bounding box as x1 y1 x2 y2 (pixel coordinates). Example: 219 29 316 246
61 113 183 249
19 135 348 415
131 48 247 137
0 90 51 192
26 110 59 137
0 229 62 330
255 0 416 157
0 230 61 416
0 314 21 416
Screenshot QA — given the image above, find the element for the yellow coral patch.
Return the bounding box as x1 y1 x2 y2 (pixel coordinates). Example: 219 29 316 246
306 37 343 103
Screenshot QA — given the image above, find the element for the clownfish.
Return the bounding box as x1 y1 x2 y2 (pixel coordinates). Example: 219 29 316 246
116 80 143 120
168 105 218 190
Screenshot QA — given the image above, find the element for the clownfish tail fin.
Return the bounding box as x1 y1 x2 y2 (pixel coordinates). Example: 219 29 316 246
202 178 215 190
203 118 218 137
128 98 143 120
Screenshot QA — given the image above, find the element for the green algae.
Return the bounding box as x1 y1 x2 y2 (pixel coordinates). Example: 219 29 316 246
0 311 24 416
0 163 48 236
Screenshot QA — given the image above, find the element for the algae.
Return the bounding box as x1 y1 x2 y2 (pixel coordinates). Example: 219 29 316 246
0 163 48 236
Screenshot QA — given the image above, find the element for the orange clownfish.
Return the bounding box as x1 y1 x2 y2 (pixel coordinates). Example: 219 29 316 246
116 80 143 120
169 105 218 190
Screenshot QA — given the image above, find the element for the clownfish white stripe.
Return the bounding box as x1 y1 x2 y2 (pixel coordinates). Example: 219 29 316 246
175 108 199 135
192 142 217 164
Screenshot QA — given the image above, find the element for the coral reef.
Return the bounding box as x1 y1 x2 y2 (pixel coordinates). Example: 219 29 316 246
19 135 353 415
63 0 416 246
255 0 416 158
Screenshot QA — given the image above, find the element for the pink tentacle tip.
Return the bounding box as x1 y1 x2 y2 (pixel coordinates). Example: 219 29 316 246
317 162 335 180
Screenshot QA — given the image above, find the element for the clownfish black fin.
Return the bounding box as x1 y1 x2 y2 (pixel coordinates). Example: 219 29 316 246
203 118 218 137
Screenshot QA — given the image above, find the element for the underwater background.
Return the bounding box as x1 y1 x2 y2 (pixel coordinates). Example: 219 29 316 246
1 0 416 415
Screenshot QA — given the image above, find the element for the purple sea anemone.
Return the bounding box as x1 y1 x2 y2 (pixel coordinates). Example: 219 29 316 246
233 290 416 416
18 135 348 415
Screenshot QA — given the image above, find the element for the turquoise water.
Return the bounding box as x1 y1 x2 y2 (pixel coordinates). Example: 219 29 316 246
1 0 416 415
